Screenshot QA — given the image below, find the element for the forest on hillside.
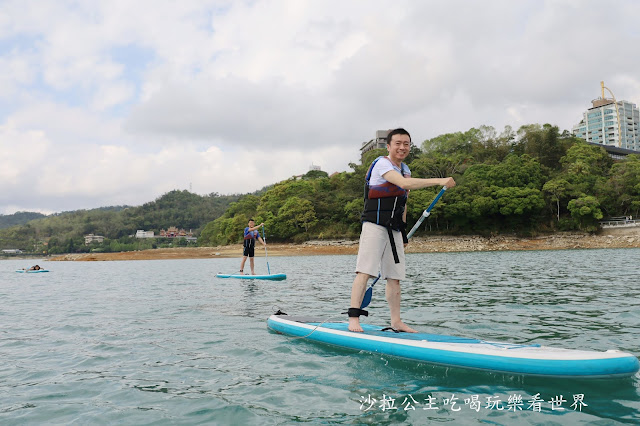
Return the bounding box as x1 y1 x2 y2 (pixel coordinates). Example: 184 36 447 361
0 191 241 254
199 123 640 246
2 123 639 255
0 211 46 229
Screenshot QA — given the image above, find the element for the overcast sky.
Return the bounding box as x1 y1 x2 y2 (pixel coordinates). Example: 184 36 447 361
1 1 640 215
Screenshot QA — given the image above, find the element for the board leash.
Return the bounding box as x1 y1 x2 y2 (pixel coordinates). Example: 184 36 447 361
272 307 345 340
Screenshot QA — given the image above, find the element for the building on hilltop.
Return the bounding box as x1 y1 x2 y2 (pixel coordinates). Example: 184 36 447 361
158 227 197 242
84 234 104 245
160 226 180 238
135 230 155 239
292 164 324 180
360 130 390 159
572 81 640 152
2 249 23 254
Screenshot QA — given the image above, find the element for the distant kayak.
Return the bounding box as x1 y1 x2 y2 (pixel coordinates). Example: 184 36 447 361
267 313 640 379
16 269 50 273
216 273 286 281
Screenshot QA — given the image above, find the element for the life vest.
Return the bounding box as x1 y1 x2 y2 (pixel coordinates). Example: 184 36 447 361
243 229 258 247
361 156 408 231
361 156 409 264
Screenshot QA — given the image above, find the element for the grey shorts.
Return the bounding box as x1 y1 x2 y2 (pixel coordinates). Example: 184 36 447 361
355 221 406 280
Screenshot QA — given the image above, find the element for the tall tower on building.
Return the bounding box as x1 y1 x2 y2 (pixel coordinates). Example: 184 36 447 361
572 81 640 152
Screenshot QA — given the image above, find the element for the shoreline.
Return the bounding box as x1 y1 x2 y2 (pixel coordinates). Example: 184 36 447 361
48 228 640 261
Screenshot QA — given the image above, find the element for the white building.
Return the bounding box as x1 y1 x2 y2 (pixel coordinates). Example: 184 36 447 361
572 83 640 152
135 230 155 239
2 249 23 254
84 234 105 245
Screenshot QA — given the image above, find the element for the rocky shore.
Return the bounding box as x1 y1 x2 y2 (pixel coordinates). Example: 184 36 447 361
49 227 640 261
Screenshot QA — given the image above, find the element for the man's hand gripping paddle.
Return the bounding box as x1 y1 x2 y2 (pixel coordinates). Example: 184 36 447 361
360 186 447 309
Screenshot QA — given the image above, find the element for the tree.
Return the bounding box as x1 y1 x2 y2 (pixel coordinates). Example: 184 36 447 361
257 180 316 216
408 152 469 179
599 155 640 217
421 129 478 156
560 142 612 196
343 199 363 227
567 196 603 232
543 178 571 222
275 197 318 235
303 169 329 179
515 124 571 170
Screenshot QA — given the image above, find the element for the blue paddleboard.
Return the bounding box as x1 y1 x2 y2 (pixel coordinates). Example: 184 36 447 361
267 313 639 379
16 269 50 273
216 273 286 281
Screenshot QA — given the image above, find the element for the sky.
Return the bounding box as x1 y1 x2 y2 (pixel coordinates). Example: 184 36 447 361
2 0 640 215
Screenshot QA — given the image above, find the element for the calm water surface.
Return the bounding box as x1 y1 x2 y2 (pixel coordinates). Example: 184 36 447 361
1 248 639 425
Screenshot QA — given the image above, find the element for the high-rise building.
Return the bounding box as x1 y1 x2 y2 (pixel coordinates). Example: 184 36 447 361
572 82 640 152
360 130 390 159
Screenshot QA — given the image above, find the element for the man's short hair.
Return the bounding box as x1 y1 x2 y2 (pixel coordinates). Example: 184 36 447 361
386 128 411 144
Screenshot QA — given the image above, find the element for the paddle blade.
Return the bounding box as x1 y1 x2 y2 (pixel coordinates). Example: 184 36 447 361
360 287 373 309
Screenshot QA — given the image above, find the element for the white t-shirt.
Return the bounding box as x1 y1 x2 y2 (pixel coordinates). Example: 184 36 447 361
369 157 411 185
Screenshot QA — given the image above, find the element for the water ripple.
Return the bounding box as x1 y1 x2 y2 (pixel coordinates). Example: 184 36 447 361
1 250 639 423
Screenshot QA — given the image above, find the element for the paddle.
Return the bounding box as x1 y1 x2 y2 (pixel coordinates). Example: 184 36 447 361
360 186 448 309
261 225 271 275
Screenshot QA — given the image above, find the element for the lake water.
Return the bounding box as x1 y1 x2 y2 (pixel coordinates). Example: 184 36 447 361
1 248 639 424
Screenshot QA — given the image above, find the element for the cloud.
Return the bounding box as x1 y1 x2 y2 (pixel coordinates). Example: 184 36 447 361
0 121 353 214
1 0 640 215
0 121 50 184
125 75 367 148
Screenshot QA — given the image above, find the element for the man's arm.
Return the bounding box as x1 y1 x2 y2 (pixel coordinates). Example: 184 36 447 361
383 170 455 191
247 222 265 232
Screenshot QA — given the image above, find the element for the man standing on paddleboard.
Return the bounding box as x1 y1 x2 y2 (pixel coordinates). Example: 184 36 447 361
348 128 456 332
240 219 266 275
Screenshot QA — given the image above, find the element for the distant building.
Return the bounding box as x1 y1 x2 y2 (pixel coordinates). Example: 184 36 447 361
572 82 640 152
159 227 196 241
292 164 324 180
2 249 23 254
84 234 104 245
135 230 155 239
588 143 639 160
360 130 390 159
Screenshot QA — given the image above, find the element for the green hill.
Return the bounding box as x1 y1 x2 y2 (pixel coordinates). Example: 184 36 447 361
199 124 640 246
3 122 640 255
0 211 46 229
0 190 240 253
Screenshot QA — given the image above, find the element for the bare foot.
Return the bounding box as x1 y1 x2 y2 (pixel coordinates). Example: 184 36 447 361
348 317 363 332
391 321 418 333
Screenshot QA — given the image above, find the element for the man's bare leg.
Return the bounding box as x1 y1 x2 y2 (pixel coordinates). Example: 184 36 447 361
348 272 371 332
249 257 256 274
386 279 417 333
240 256 248 274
